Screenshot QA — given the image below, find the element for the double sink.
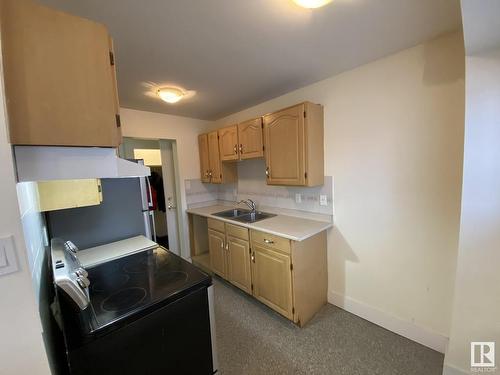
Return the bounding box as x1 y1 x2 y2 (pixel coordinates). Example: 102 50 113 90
213 208 276 223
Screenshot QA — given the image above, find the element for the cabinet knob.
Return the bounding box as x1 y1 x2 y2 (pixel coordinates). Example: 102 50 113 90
239 144 243 154
233 145 238 154
265 167 269 177
251 252 255 263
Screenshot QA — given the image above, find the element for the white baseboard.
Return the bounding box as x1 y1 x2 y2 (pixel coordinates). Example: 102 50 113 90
442 363 469 375
329 291 449 353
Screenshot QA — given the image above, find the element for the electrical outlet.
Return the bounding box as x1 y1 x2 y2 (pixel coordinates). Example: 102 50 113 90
320 195 328 206
295 193 302 203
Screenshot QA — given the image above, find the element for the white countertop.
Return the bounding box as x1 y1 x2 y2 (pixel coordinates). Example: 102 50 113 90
187 205 332 241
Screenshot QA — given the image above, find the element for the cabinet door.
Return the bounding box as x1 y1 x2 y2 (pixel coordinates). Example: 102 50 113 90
208 229 226 278
263 104 305 185
227 236 252 294
207 131 222 183
37 179 102 212
1 0 121 147
198 134 210 183
238 118 263 160
218 125 239 161
251 244 293 319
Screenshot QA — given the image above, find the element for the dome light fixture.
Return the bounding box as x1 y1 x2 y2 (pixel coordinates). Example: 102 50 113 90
293 0 332 8
157 87 185 104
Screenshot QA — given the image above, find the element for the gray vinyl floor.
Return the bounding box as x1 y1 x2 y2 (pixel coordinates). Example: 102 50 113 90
213 278 444 375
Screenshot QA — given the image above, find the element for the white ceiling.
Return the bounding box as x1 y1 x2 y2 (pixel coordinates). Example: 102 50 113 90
461 0 500 55
40 0 462 120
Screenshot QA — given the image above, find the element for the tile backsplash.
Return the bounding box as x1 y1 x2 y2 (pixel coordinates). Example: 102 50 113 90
185 159 333 215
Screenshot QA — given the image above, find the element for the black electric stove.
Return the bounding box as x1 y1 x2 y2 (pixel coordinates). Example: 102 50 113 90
54 244 217 375
86 247 211 333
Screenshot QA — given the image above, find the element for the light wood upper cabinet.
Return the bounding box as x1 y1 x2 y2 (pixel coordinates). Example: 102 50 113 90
208 229 226 278
1 0 122 147
199 131 237 184
218 125 239 161
227 236 252 294
251 243 293 319
238 118 263 160
263 102 324 186
207 131 222 183
198 134 210 183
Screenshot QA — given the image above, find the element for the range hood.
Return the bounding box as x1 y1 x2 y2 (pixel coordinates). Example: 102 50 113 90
14 146 150 182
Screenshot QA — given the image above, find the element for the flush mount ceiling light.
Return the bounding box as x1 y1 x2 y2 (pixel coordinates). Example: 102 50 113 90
293 0 332 8
157 87 186 104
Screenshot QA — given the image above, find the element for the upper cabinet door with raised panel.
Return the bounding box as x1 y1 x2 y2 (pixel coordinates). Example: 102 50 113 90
208 131 222 183
1 0 121 147
198 134 210 183
218 125 239 161
263 104 305 186
238 118 263 160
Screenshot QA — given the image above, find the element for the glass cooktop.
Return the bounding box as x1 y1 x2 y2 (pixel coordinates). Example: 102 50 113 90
86 247 210 331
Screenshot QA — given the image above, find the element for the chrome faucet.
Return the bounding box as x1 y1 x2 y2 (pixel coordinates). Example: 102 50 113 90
237 199 257 213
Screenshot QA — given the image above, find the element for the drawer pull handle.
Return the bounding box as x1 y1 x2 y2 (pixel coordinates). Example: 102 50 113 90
264 239 274 244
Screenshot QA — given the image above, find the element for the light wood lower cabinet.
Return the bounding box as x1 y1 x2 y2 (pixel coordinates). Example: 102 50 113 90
204 217 328 327
251 243 293 319
227 236 252 294
208 229 226 278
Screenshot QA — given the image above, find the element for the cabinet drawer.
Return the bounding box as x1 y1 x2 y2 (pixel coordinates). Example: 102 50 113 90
207 218 225 233
250 230 290 254
226 223 249 241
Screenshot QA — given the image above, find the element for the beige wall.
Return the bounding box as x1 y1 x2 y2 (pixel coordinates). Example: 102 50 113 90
216 32 465 350
120 108 212 258
0 57 50 373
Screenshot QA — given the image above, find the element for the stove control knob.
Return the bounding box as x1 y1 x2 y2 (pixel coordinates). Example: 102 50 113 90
76 276 90 289
75 268 88 278
64 241 79 253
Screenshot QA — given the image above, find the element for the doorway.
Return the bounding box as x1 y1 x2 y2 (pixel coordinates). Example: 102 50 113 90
119 137 181 255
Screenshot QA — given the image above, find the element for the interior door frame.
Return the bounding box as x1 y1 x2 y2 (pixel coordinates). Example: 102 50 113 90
119 137 184 257
159 139 183 256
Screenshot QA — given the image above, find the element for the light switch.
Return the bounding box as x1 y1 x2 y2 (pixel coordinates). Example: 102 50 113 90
0 235 19 276
0 246 7 267
295 193 302 203
320 195 328 206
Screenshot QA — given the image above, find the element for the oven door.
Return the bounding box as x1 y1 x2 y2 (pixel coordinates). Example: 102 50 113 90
67 285 214 374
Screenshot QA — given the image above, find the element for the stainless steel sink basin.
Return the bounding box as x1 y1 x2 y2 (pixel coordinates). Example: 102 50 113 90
213 208 250 218
213 209 276 223
232 211 276 223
